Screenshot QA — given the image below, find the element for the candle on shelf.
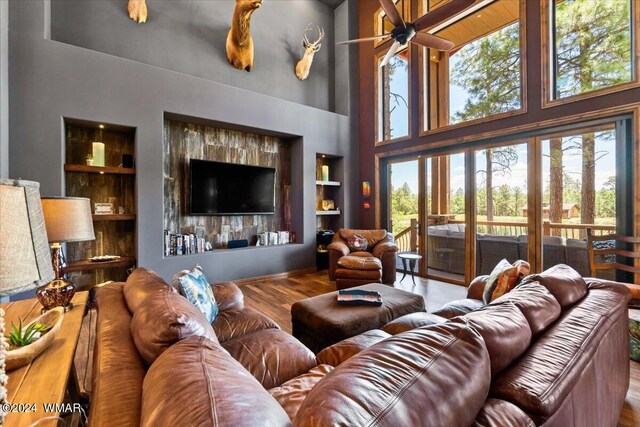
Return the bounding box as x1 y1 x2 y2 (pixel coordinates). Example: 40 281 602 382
92 142 105 167
321 165 329 182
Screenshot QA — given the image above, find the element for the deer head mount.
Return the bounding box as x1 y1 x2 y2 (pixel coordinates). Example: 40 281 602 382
295 25 324 81
226 0 263 71
128 0 148 23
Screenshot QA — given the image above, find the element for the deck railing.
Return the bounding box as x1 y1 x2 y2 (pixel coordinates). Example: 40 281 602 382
395 218 419 254
395 219 616 253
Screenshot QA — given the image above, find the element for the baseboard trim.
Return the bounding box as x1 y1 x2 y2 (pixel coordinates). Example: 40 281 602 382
232 267 319 285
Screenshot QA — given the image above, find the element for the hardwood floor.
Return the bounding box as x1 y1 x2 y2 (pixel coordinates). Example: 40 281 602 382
238 270 640 426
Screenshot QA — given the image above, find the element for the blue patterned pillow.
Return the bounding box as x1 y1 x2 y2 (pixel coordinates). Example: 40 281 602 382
175 265 218 323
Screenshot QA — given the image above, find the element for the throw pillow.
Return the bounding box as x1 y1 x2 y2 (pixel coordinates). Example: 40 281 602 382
346 234 368 252
173 265 219 323
482 259 530 304
490 260 530 302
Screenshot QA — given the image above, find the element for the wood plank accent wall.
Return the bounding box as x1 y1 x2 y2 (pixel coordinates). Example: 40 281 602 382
163 120 291 245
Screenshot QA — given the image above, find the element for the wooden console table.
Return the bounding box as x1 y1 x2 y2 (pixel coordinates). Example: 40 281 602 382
2 292 88 427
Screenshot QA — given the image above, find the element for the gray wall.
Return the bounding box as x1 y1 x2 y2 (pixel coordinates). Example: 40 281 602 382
51 0 336 112
8 0 359 284
0 0 7 179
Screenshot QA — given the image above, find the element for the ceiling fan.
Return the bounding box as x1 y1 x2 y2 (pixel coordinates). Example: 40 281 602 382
338 0 475 67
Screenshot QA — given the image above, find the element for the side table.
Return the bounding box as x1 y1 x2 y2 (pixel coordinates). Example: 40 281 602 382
398 253 423 285
2 292 88 427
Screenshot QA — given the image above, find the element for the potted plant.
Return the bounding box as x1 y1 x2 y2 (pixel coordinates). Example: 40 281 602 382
5 308 64 371
86 154 94 166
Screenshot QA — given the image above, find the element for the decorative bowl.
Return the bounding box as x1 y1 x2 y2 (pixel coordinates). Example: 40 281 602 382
5 307 64 371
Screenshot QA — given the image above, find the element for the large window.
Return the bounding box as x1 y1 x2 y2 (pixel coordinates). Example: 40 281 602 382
377 49 409 142
551 0 633 100
423 0 524 130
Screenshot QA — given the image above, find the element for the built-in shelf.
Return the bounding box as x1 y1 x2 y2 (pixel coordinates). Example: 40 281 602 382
316 210 341 216
92 214 136 221
315 180 341 187
64 164 136 175
64 256 136 273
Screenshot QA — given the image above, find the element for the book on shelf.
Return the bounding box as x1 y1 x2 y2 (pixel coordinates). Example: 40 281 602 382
165 230 209 256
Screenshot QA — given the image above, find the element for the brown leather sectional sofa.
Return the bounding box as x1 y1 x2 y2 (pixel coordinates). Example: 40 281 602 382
89 265 630 427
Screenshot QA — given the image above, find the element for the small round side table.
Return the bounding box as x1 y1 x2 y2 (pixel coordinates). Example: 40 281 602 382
398 253 423 285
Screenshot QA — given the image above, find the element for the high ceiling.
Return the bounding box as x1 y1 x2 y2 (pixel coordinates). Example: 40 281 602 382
318 0 345 9
436 0 520 53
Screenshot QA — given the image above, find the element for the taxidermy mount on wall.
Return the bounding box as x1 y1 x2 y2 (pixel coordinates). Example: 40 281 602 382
128 0 147 23
227 0 263 71
295 25 324 81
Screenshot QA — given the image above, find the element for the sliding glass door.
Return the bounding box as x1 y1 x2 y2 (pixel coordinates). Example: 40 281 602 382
474 142 529 276
540 125 618 279
425 153 467 283
387 159 420 273
381 116 632 285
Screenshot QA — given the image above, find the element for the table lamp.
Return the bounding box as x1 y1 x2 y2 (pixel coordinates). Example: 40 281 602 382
0 179 55 298
40 197 95 312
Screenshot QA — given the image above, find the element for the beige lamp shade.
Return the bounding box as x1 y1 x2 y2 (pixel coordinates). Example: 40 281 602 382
41 197 95 243
0 179 55 296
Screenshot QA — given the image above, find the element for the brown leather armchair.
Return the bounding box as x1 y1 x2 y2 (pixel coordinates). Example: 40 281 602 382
327 229 397 285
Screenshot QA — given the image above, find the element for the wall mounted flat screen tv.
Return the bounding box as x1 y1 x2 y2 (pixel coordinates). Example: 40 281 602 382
189 159 276 215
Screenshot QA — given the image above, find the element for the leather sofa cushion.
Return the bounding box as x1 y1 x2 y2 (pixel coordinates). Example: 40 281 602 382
213 307 280 343
222 329 317 389
473 398 535 427
491 281 561 336
123 267 173 313
382 312 446 335
212 281 245 311
339 229 387 247
131 290 219 365
293 322 491 427
349 251 373 257
491 283 630 423
519 264 587 308
337 255 382 270
432 298 484 319
89 283 146 427
316 329 390 366
141 336 289 427
268 364 334 420
334 268 382 279
453 302 532 376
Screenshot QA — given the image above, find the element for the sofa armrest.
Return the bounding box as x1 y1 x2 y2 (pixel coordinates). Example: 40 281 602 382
212 282 244 311
327 241 349 257
467 275 489 300
372 241 398 259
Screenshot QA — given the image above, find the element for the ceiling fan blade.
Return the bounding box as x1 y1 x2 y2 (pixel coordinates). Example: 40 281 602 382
379 41 403 68
411 32 455 51
413 0 475 32
379 0 405 28
336 34 391 45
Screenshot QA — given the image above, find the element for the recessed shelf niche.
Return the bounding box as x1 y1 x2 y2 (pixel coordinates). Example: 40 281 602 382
316 154 344 231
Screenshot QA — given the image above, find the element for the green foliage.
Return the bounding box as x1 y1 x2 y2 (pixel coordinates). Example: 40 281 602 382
596 176 616 218
555 0 632 97
450 188 464 215
450 23 521 124
7 318 52 350
391 182 418 217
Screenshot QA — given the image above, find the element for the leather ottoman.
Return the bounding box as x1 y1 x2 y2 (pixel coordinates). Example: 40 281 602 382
291 283 426 353
335 255 383 290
